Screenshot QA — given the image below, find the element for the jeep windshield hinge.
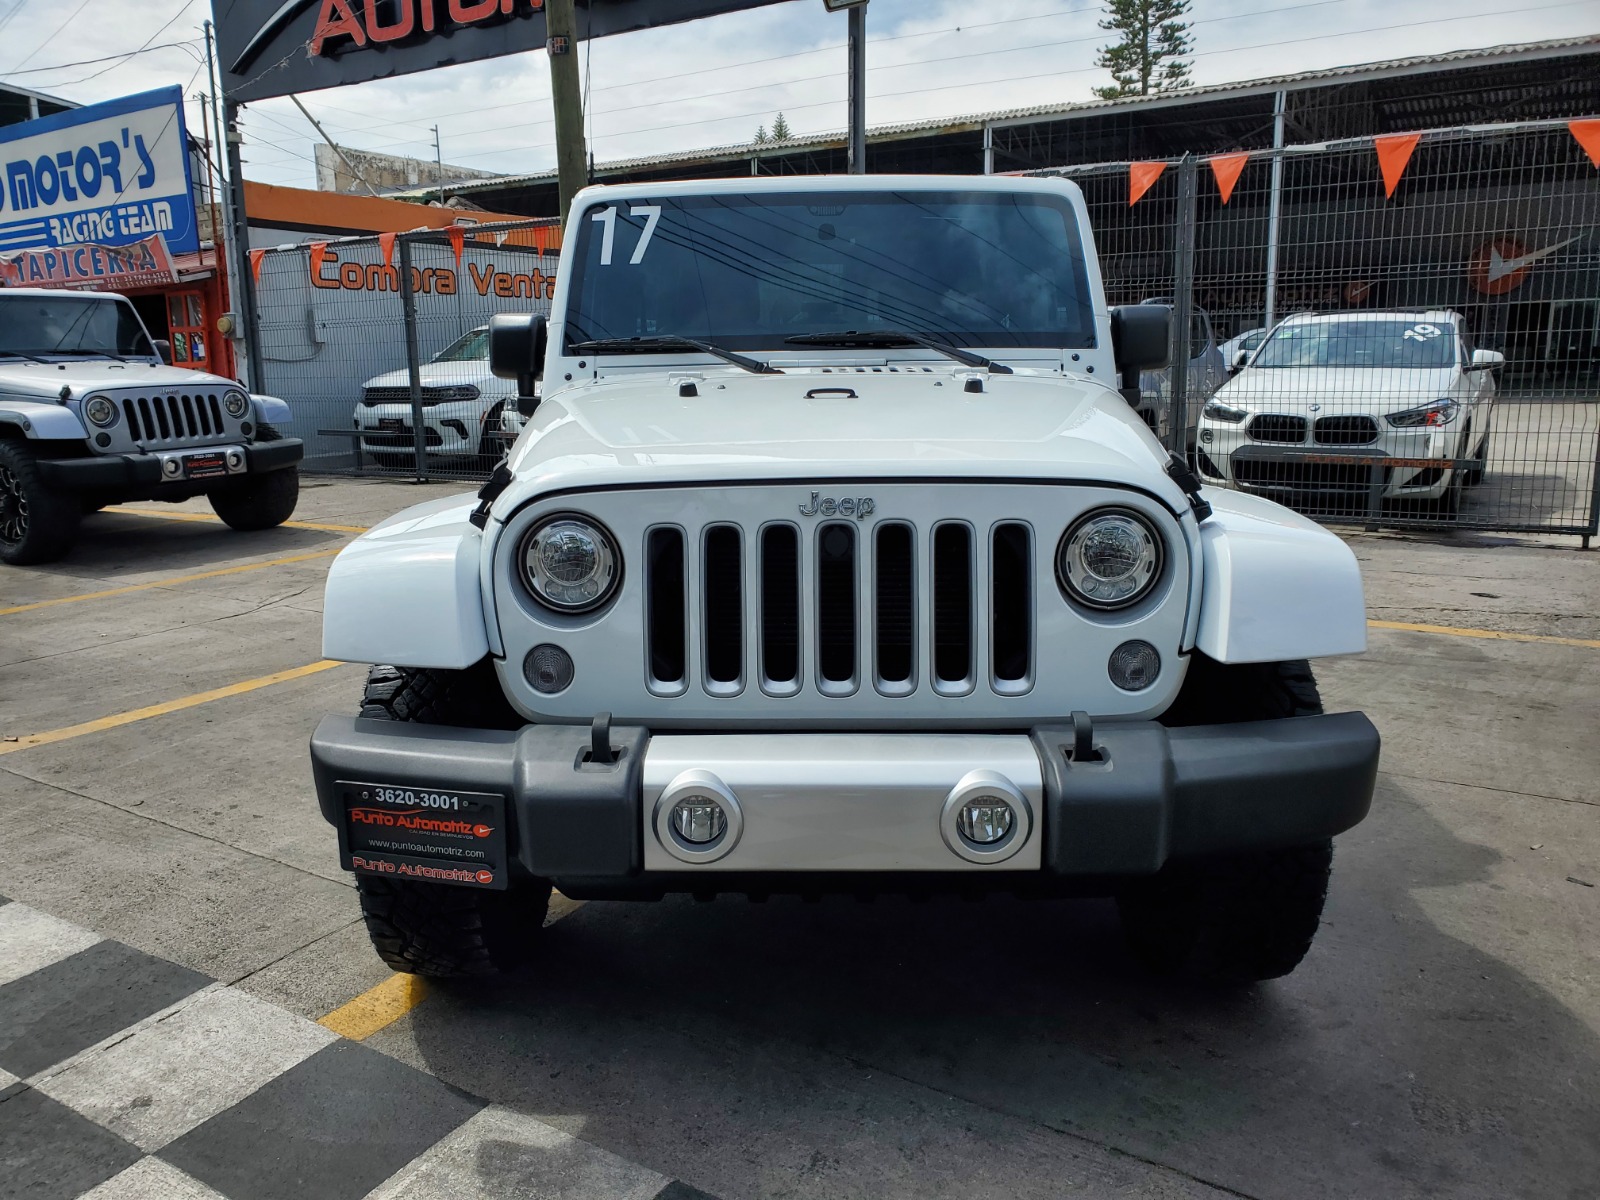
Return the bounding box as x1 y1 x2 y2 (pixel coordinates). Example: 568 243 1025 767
1165 453 1213 522
469 459 513 530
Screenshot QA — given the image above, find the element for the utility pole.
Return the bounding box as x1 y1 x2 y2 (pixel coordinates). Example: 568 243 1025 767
432 125 446 203
290 95 380 196
545 0 587 223
847 3 867 174
205 19 258 389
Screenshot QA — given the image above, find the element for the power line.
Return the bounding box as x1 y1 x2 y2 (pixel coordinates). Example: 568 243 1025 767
0 39 201 78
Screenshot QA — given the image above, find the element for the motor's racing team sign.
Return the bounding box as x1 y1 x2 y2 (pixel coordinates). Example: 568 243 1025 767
0 86 198 287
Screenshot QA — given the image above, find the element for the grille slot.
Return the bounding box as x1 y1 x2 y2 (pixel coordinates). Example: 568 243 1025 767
703 525 744 689
874 523 915 690
646 528 686 690
760 525 800 689
1314 415 1379 445
1248 414 1308 443
816 523 857 687
991 523 1032 687
932 523 973 689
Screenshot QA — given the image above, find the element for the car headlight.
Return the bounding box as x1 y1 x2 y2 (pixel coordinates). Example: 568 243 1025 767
1202 398 1248 424
435 385 481 402
1057 508 1164 610
1385 399 1458 428
520 515 621 613
83 395 118 428
222 389 251 419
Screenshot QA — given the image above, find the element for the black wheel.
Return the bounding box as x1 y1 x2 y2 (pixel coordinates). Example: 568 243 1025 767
1464 430 1488 487
0 440 81 565
1119 655 1335 983
354 661 545 977
208 467 299 531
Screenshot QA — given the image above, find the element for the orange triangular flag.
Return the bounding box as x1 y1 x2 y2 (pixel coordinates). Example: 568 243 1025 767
1375 133 1422 199
1129 161 1166 206
1570 119 1600 168
378 231 396 268
248 248 265 283
446 225 466 265
308 241 328 282
1208 152 1250 204
533 226 548 255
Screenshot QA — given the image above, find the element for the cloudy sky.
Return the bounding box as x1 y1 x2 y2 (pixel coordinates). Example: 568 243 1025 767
1 0 1592 190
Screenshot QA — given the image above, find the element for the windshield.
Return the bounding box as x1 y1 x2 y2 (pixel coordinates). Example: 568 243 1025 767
564 190 1096 352
0 295 155 358
431 328 489 363
1252 319 1457 369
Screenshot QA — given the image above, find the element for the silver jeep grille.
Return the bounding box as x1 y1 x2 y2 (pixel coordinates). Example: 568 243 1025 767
121 393 229 447
642 519 1035 700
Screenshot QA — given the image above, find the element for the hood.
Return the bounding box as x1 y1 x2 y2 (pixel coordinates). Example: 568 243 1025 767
496 366 1189 516
363 362 494 390
0 359 236 401
1215 366 1459 416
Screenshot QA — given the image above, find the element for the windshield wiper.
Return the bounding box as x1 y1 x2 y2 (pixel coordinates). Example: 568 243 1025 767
0 350 47 363
784 329 1013 374
569 336 783 375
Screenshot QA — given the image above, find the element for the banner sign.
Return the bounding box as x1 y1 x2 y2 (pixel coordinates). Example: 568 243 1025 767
217 0 792 103
0 87 199 260
0 233 178 291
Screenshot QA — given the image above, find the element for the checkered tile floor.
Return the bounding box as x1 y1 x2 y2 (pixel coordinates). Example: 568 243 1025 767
0 894 718 1200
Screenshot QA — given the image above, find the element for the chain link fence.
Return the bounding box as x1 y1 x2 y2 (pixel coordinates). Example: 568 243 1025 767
1038 118 1600 540
252 219 559 482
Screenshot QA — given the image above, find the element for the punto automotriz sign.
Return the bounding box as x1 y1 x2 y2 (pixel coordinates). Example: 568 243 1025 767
218 0 793 103
0 86 199 260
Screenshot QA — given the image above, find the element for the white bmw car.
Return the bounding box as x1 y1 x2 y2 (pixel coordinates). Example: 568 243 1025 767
1196 310 1502 509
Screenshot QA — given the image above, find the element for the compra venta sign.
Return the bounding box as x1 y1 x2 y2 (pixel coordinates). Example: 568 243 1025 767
311 250 557 300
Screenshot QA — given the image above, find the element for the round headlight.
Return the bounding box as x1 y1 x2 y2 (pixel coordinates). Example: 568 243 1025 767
520 515 621 613
84 395 118 428
222 389 251 419
1057 508 1163 610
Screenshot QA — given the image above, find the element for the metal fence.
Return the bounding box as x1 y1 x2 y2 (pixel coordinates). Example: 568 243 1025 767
252 219 560 482
1040 118 1600 540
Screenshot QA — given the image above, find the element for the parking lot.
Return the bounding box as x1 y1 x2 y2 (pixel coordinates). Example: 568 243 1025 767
1 476 1597 1200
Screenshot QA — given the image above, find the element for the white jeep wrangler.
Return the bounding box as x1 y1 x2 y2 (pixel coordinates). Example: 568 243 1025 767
0 289 303 565
310 176 1380 984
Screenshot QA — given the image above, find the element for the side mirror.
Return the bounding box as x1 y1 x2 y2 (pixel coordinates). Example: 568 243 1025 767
1469 348 1505 372
153 338 172 364
1232 348 1251 371
1111 305 1171 375
489 314 548 399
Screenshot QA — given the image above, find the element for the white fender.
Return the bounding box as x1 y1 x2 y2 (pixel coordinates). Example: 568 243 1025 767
322 493 490 669
1196 488 1367 663
0 400 86 439
252 394 293 426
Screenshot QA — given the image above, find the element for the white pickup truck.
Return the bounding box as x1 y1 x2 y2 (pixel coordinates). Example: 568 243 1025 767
0 288 302 564
310 176 1380 985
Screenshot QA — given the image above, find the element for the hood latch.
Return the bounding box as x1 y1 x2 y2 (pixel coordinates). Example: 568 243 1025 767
1165 453 1212 523
469 458 513 530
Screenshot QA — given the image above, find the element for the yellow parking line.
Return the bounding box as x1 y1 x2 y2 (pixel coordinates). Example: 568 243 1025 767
0 660 349 756
109 507 371 535
0 549 343 617
1368 619 1600 650
317 896 585 1040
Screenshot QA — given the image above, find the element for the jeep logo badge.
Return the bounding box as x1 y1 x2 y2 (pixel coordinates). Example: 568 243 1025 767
798 491 875 519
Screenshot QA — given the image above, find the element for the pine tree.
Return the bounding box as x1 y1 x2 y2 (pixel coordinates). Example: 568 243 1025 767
1093 0 1193 100
771 112 793 141
754 125 769 144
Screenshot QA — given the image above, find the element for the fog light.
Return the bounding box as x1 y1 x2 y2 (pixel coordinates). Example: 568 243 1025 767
226 451 244 470
1108 640 1160 691
654 770 743 863
941 770 1031 864
671 798 727 845
957 799 1014 845
523 644 574 694
163 459 181 476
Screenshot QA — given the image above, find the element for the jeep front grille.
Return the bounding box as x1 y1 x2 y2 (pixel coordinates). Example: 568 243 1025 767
122 393 228 446
645 518 1033 699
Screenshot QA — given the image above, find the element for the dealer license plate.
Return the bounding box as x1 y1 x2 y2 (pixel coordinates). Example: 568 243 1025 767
182 452 229 480
335 781 508 890
377 417 405 433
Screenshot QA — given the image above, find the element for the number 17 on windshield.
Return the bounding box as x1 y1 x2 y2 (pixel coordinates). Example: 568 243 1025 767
591 206 661 266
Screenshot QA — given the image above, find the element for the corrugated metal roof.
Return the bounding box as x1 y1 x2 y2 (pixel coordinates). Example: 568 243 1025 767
389 35 1600 197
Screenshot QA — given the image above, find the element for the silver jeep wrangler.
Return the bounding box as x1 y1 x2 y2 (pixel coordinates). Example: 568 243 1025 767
0 288 303 565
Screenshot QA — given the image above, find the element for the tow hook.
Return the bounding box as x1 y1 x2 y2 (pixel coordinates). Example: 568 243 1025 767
1165 453 1213 522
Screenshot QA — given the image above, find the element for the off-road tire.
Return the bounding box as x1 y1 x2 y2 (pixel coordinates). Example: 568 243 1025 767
354 661 544 976
356 875 551 977
208 466 299 531
1121 655 1335 982
0 440 81 565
